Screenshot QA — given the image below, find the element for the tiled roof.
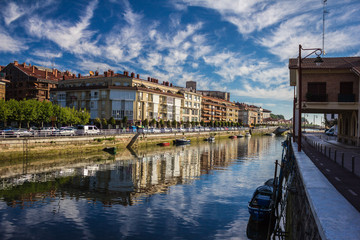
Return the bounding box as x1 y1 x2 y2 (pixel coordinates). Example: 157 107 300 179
14 63 63 81
289 57 360 71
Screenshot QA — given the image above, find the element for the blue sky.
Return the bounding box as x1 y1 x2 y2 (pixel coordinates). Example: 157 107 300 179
1 0 360 119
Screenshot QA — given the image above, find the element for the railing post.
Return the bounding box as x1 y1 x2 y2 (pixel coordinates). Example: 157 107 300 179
324 146 327 155
352 156 355 174
329 148 331 158
342 153 345 168
334 150 337 163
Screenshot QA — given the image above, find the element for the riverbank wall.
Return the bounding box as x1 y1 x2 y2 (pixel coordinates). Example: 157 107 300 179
286 142 360 239
0 127 278 159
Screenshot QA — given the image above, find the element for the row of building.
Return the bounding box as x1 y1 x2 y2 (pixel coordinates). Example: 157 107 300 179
0 61 272 126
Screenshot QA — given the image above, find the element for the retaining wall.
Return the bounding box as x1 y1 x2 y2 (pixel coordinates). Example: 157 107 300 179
287 142 360 240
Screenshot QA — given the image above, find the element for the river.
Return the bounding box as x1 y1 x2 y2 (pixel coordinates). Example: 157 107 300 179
0 135 286 240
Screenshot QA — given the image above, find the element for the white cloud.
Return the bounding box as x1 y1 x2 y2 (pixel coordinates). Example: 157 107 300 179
3 2 26 25
32 50 63 59
230 83 293 101
0 29 28 53
27 0 100 56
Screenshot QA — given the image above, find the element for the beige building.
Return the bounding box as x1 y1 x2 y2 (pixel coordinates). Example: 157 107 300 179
51 70 183 124
0 76 8 100
179 90 202 123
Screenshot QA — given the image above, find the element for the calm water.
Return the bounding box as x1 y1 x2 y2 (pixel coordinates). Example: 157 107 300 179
0 136 285 240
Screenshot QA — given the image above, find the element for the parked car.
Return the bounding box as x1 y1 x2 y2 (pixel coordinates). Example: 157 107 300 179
177 128 185 132
161 128 171 133
14 128 33 137
39 127 60 136
60 127 76 136
76 125 100 135
148 128 161 133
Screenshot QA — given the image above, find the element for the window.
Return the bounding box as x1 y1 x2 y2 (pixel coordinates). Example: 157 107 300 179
307 82 327 102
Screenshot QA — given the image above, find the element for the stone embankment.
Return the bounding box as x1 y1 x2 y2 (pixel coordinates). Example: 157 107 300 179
0 127 278 160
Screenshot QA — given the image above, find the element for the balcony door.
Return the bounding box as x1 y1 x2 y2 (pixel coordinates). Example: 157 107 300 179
339 82 354 102
307 82 326 102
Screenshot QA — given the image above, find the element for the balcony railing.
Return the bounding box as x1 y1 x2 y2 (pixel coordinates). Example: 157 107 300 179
306 93 328 102
338 93 355 102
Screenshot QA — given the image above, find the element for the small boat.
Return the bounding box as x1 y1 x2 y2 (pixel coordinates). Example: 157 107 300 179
265 133 275 136
237 134 244 138
158 142 170 146
245 132 251 137
204 136 215 142
229 135 237 139
173 138 191 145
248 185 273 221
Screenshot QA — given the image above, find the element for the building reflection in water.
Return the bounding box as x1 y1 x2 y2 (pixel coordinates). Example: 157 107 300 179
0 137 273 208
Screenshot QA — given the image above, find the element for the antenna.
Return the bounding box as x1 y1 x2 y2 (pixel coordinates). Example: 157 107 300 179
322 0 329 55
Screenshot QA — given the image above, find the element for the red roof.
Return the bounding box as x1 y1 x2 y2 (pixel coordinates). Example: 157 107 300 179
289 57 360 72
14 63 63 81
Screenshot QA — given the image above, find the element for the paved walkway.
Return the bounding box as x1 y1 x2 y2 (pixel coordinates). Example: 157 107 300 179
301 133 360 212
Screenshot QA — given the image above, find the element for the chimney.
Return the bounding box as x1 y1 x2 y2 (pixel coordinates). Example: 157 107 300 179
170 83 173 87
29 63 31 67
137 74 140 78
78 73 81 78
72 74 76 78
148 77 150 81
14 61 18 66
32 66 35 73
104 71 108 77
54 69 58 77
131 72 135 78
95 71 99 76
22 62 26 67
45 70 48 79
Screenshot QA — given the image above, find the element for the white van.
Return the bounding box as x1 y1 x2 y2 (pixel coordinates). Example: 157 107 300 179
76 125 100 135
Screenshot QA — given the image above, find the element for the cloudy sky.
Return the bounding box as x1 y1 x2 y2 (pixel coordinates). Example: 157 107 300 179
1 0 360 119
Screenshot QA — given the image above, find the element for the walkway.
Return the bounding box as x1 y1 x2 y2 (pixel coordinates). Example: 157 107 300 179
301 133 360 212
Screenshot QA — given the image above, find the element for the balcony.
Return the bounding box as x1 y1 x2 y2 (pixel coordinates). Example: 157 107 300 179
306 93 328 102
338 93 355 102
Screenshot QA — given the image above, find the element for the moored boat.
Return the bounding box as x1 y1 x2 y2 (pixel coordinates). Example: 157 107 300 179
248 185 273 221
158 142 170 146
229 135 237 139
173 138 191 145
204 136 215 142
265 133 275 136
245 132 251 137
237 134 244 138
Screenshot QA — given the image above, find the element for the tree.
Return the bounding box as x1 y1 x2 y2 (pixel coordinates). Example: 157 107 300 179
0 99 11 127
143 119 149 127
166 120 171 128
108 116 116 128
37 101 53 127
172 119 177 128
101 118 108 129
200 120 205 127
151 119 156 127
22 99 39 128
159 119 165 128
94 118 101 128
122 116 128 128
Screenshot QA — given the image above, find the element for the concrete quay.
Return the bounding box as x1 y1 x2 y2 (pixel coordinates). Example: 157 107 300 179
290 135 360 240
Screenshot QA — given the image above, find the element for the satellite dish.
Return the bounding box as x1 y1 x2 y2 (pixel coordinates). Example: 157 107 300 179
89 71 94 76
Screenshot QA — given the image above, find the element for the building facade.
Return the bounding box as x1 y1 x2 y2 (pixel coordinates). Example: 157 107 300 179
51 70 183 124
1 61 62 101
289 57 360 145
201 95 239 124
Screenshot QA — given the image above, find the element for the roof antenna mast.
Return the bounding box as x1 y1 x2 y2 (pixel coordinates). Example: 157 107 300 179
322 0 328 55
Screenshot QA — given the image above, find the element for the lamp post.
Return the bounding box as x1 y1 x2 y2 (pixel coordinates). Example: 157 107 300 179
297 44 323 151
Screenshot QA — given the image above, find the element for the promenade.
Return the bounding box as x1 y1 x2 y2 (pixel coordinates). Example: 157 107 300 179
302 133 360 211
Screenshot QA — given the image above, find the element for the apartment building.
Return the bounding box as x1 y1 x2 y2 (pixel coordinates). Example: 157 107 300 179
201 95 239 124
1 61 62 101
180 90 202 123
237 103 258 126
289 56 360 145
51 70 183 124
0 73 8 100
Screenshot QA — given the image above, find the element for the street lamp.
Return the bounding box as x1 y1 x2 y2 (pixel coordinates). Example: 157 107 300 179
297 44 323 152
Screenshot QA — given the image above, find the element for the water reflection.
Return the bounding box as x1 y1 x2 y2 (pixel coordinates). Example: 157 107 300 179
0 136 285 239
